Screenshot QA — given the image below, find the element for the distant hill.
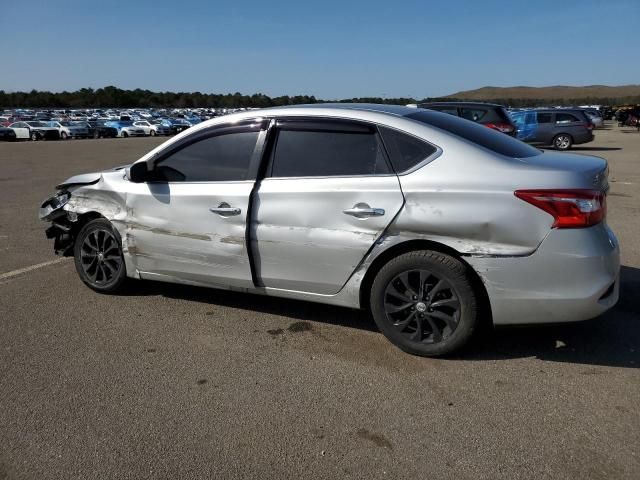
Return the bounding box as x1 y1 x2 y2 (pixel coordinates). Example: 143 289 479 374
441 85 640 105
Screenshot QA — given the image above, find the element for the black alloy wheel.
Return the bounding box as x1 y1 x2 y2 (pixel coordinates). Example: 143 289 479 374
370 250 478 356
74 218 127 293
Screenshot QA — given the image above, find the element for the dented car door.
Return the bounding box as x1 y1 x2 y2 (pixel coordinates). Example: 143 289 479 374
125 123 264 288
253 119 404 294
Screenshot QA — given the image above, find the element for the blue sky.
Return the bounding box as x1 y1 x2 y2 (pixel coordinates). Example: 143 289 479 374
1 0 638 98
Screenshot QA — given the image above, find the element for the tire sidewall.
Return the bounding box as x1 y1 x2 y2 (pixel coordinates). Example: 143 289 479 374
73 218 127 293
370 251 477 356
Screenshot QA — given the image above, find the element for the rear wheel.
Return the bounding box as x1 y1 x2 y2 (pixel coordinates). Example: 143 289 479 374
370 250 478 356
150 129 156 136
74 218 127 293
553 133 572 150
93 130 100 139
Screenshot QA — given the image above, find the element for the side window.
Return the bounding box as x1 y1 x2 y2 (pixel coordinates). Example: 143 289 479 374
378 126 437 173
151 130 259 182
537 113 553 123
269 126 390 177
556 113 579 124
460 108 488 122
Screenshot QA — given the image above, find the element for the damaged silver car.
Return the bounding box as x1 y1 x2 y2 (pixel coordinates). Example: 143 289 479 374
39 104 620 356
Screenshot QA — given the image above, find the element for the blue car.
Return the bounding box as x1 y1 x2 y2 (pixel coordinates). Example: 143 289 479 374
104 120 146 138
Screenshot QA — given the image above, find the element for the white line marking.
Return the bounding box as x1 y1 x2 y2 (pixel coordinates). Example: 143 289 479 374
0 258 71 281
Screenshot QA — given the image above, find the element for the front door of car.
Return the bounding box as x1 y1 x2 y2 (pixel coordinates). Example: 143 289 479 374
125 121 266 288
253 119 404 295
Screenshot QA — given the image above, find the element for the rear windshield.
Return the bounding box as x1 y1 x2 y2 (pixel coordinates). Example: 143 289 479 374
406 110 541 158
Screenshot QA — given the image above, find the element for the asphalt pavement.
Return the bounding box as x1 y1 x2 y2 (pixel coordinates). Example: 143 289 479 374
1 128 638 479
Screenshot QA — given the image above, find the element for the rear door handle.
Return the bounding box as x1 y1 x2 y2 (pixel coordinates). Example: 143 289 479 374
210 202 241 217
343 203 385 218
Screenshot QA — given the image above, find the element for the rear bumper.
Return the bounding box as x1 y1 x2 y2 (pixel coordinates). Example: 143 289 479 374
467 224 619 325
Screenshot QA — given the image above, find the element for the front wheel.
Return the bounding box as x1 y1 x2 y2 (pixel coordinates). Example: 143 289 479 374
553 133 572 150
370 250 478 356
30 132 39 141
74 218 127 293
60 131 68 140
150 130 156 136
122 131 128 138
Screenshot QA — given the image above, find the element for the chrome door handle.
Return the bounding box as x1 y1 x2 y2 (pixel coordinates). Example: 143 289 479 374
210 202 241 217
343 203 385 218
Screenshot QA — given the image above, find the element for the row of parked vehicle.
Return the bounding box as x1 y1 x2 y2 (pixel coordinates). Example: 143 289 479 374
0 107 249 142
407 102 611 150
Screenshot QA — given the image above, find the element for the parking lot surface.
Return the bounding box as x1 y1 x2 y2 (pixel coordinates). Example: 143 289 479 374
1 129 639 479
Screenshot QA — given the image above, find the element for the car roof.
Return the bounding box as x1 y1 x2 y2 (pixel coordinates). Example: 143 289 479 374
270 103 418 116
418 101 506 108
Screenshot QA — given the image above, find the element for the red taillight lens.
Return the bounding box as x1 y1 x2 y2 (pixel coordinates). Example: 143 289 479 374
514 189 606 228
485 122 515 133
585 123 594 130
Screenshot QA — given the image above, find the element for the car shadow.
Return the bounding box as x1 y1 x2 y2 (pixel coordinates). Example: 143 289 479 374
121 265 639 368
568 147 622 151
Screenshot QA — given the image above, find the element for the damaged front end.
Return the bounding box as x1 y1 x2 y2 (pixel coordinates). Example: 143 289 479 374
39 190 79 255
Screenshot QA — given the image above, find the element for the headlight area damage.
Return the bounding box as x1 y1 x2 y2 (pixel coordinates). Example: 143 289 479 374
38 170 127 256
39 191 76 255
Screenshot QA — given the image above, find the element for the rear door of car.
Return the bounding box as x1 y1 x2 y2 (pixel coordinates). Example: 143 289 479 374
10 122 29 138
534 112 554 143
125 120 268 288
554 112 587 140
252 118 404 294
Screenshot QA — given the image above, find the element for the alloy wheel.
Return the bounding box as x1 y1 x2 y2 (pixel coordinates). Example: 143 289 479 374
383 269 460 344
80 228 123 285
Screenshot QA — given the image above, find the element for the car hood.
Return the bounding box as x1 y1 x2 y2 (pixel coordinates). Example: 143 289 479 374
56 165 129 190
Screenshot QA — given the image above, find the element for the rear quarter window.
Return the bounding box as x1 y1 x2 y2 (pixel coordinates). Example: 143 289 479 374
378 126 437 173
407 110 541 158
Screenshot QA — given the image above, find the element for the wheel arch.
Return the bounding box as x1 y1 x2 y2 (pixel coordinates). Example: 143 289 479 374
358 239 492 325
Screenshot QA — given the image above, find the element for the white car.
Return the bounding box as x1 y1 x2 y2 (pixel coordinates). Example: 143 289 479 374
133 121 170 136
47 121 89 139
9 121 60 140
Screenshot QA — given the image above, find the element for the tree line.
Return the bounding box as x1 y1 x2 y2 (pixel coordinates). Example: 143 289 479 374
1 86 638 109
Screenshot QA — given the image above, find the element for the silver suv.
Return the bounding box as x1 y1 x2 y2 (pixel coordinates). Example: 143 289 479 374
39 104 619 356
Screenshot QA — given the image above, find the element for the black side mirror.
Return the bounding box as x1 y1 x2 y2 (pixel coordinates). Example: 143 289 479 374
127 162 149 183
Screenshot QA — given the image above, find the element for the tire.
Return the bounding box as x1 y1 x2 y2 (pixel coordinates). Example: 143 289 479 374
553 133 572 150
73 218 127 293
93 130 100 139
370 250 478 357
60 131 68 140
150 130 156 136
122 131 128 138
30 132 39 141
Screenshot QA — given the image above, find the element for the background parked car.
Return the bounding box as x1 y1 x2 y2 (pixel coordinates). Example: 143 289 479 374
0 126 17 141
83 121 119 139
413 102 517 136
133 120 170 136
508 109 594 150
9 121 60 141
105 121 146 138
47 120 89 139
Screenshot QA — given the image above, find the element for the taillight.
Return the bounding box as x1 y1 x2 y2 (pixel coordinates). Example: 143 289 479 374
485 122 515 133
584 123 593 130
514 189 606 228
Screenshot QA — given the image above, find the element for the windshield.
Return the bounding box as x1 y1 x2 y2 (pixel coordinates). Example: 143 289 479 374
26 121 46 127
60 121 74 126
406 110 541 158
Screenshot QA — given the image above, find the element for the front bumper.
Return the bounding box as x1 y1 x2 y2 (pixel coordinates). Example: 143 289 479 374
467 224 620 325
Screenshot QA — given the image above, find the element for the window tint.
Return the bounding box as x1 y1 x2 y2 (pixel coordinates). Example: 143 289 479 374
152 131 258 182
406 110 541 158
379 127 437 173
537 113 553 123
556 113 580 124
270 128 390 177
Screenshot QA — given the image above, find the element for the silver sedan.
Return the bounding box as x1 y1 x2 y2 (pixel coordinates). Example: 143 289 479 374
39 104 620 356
